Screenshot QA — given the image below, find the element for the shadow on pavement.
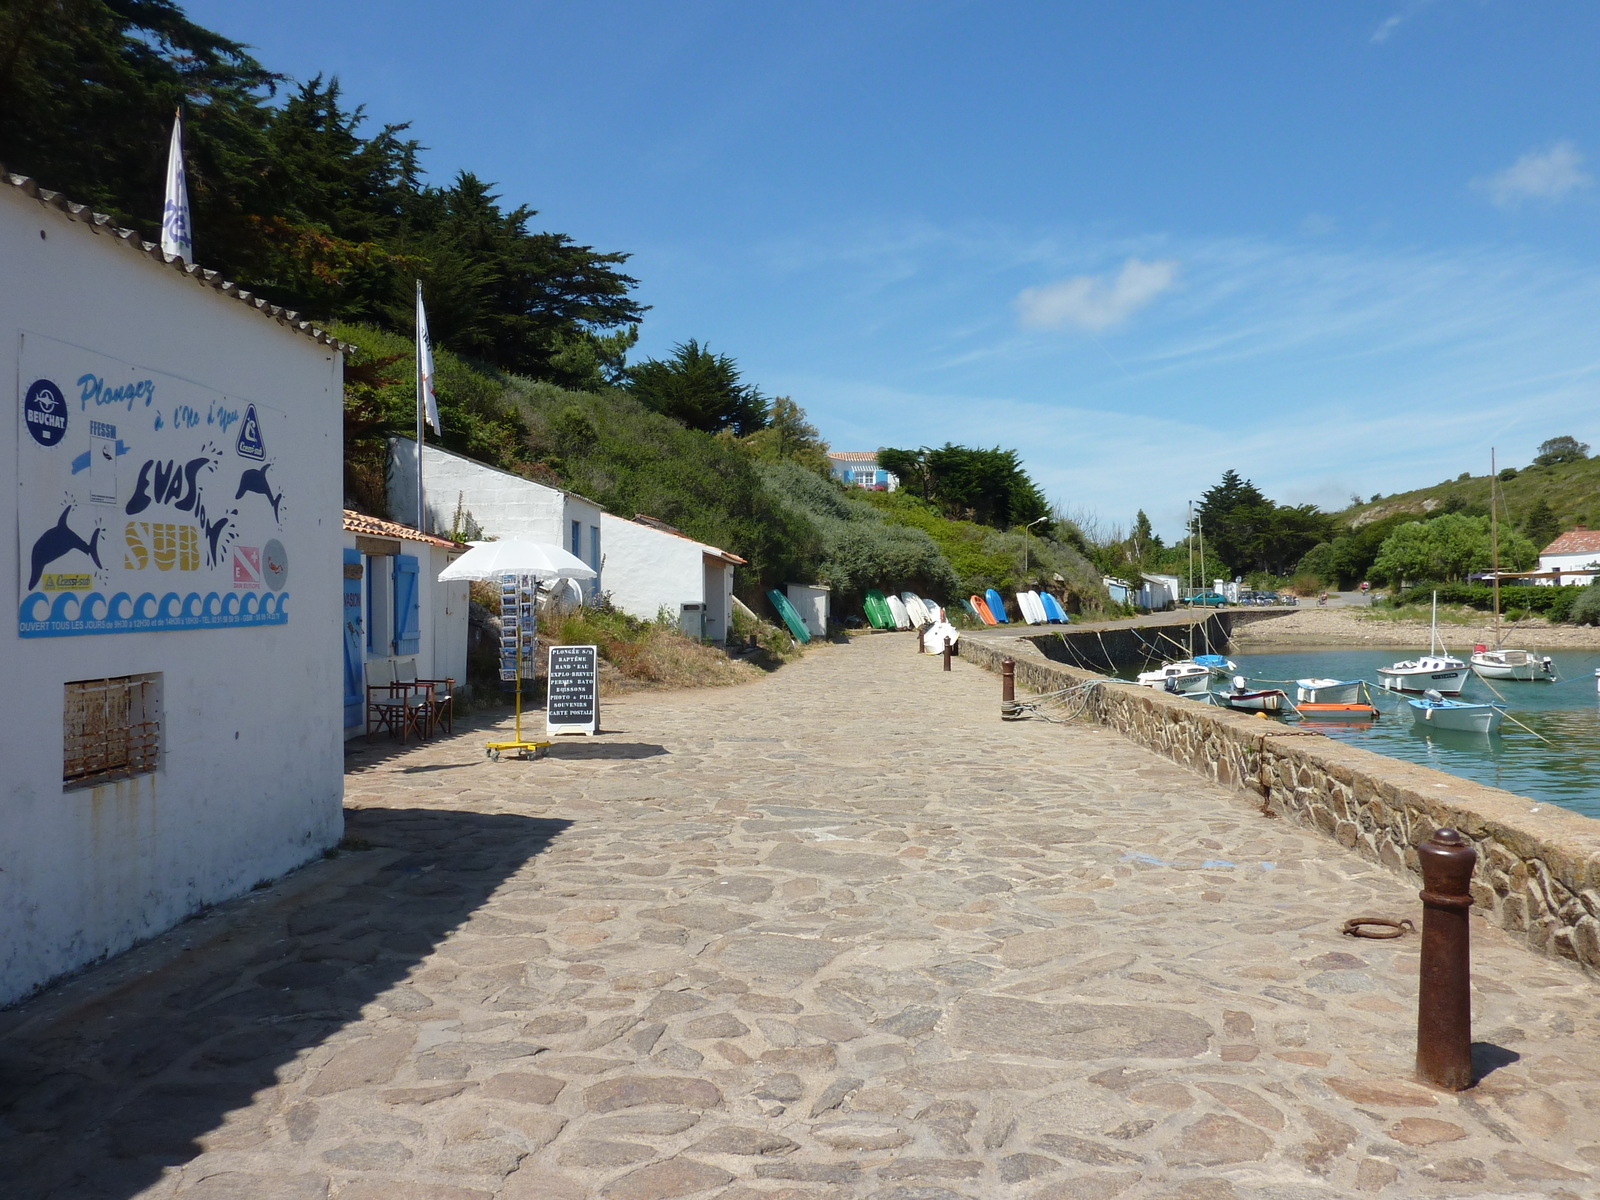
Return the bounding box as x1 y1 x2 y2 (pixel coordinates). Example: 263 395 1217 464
0 806 570 1200
543 741 667 760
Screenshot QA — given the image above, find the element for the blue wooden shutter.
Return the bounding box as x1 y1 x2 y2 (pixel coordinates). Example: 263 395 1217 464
342 549 364 727
392 554 421 655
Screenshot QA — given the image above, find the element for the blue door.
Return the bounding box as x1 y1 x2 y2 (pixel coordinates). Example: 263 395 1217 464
342 549 364 727
393 554 421 655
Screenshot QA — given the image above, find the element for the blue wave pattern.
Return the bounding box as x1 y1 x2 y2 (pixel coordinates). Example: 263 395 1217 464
18 590 289 637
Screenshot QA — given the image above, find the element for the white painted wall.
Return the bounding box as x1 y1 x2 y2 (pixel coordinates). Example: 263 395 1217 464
0 182 344 1005
786 583 830 637
1534 552 1600 585
341 534 467 738
600 513 702 620
389 440 604 593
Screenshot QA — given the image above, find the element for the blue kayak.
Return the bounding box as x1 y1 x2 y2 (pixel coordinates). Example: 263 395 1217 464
985 587 1009 623
1040 592 1069 623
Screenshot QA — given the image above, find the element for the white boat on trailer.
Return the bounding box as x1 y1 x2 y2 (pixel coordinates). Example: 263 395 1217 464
1377 592 1467 695
1408 689 1505 734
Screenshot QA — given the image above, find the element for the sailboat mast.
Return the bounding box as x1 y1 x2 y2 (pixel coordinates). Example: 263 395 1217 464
1490 448 1502 650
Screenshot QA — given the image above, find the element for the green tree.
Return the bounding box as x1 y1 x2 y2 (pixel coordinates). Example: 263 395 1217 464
1521 498 1561 549
738 397 831 474
1533 435 1589 467
627 340 769 434
878 445 1047 529
1196 469 1331 575
1370 515 1536 586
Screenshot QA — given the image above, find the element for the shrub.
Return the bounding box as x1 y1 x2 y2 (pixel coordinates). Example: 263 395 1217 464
1395 582 1586 622
1569 582 1600 626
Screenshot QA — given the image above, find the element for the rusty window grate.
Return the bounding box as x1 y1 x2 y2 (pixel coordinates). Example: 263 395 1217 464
64 673 161 789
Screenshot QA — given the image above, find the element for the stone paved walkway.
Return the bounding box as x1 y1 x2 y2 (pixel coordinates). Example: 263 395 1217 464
5 633 1600 1200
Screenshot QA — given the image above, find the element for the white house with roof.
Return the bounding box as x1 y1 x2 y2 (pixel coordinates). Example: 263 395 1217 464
829 450 898 491
0 166 346 1005
1535 527 1600 584
599 513 745 641
341 511 467 737
388 439 605 596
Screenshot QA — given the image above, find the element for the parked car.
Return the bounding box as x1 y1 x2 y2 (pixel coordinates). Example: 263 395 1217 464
1254 590 1280 605
1188 591 1229 607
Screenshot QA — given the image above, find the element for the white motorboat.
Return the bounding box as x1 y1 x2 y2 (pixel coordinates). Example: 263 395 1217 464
1377 592 1466 695
1408 689 1505 734
1136 656 1235 695
1214 676 1288 712
1295 678 1363 704
1470 647 1552 681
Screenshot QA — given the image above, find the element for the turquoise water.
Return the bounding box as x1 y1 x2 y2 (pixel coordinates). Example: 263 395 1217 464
1128 647 1600 819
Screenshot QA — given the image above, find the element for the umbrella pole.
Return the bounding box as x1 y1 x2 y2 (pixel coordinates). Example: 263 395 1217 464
486 575 550 761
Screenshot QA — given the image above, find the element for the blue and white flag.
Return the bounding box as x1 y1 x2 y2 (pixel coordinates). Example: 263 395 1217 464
160 110 193 263
416 281 441 434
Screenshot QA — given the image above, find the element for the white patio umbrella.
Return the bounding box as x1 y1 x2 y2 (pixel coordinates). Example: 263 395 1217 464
435 540 595 758
437 539 596 582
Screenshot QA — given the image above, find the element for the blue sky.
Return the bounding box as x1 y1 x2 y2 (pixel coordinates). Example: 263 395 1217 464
189 0 1600 538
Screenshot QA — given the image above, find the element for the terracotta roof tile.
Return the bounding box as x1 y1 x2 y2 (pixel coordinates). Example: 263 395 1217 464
829 451 882 462
1540 529 1600 556
343 509 462 549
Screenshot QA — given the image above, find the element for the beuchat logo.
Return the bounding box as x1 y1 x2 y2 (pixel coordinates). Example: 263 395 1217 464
24 379 68 447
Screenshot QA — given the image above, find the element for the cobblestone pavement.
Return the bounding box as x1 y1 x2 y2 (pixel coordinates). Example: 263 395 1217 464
6 633 1600 1200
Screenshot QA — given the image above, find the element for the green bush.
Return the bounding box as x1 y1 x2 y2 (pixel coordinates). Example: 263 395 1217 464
1395 582 1585 622
1569 582 1600 626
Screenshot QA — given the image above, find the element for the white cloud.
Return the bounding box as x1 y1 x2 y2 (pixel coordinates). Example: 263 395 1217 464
1477 141 1593 207
1014 257 1179 332
1371 0 1434 44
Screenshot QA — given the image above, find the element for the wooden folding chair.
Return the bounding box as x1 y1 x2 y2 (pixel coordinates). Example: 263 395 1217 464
366 659 425 743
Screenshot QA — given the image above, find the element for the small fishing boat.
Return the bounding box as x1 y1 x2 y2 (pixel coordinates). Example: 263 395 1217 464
1408 689 1505 734
1295 678 1363 704
1136 655 1236 695
1471 451 1553 682
1213 676 1288 712
1377 592 1467 695
1296 702 1380 720
1470 646 1553 681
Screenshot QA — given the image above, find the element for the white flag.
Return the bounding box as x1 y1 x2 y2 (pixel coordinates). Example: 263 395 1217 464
160 110 193 262
417 281 441 435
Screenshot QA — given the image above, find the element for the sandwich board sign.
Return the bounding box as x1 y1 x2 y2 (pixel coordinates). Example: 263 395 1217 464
546 644 599 735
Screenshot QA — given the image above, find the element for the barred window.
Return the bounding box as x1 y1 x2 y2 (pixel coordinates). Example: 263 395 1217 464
64 674 162 789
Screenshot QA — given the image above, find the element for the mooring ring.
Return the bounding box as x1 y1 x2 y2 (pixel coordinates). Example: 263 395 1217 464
1341 915 1415 939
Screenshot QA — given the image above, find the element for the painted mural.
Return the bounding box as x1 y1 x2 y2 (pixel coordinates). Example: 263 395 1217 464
17 332 290 638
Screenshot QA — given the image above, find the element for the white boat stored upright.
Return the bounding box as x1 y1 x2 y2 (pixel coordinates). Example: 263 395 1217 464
1377 592 1467 695
1295 678 1363 704
1408 689 1505 734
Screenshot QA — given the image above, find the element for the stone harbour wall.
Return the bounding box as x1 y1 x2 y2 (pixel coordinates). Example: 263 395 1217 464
961 637 1600 977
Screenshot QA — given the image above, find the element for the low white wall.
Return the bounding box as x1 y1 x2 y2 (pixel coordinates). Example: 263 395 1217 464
0 182 344 1005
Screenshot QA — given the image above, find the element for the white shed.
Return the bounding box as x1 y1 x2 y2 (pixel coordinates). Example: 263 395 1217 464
600 513 744 642
341 511 467 738
0 169 345 1005
388 439 605 597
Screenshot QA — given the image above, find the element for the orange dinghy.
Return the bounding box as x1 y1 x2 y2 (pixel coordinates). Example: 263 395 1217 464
1295 702 1379 720
970 595 998 625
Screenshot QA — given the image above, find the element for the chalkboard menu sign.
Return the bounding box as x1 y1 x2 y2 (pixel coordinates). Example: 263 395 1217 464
546 644 599 734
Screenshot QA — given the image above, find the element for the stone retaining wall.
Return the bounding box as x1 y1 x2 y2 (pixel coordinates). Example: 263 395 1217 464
962 637 1600 977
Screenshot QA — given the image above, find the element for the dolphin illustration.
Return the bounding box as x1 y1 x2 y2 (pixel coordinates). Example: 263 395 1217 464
234 463 282 522
203 511 231 566
29 506 103 590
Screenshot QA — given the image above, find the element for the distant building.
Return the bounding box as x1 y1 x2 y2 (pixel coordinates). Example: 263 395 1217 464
1535 527 1600 585
829 451 898 491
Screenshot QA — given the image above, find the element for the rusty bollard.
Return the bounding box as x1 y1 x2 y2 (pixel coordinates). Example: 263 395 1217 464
1002 658 1015 702
1415 828 1477 1090
943 637 952 671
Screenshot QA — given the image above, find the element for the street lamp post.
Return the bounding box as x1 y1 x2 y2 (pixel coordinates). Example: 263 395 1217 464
1023 516 1048 579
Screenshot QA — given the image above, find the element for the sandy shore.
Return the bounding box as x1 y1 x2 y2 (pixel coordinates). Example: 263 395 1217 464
1232 605 1600 650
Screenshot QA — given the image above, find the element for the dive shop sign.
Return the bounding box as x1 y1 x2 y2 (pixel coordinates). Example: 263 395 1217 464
16 332 291 638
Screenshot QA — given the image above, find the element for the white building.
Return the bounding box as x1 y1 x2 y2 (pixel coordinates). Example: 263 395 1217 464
1534 527 1600 585
600 514 744 641
829 450 898 491
389 439 604 597
1 170 346 1005
342 511 467 737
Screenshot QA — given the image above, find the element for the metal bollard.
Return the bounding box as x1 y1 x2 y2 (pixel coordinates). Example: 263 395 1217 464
943 637 952 671
918 626 926 654
1415 827 1477 1090
1002 658 1015 703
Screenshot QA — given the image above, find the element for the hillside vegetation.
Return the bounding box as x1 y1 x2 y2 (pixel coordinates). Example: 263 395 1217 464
1337 453 1600 540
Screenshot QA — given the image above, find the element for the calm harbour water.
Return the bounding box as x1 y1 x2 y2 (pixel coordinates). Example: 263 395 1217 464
1125 646 1600 818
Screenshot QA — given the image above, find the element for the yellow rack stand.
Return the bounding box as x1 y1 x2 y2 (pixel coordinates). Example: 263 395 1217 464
486 583 550 761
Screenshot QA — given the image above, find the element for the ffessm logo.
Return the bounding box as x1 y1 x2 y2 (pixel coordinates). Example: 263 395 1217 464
24 379 67 447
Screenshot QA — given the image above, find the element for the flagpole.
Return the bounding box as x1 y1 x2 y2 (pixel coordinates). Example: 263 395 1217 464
416 280 425 533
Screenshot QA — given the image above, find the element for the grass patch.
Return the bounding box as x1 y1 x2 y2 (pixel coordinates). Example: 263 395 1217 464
553 605 765 692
